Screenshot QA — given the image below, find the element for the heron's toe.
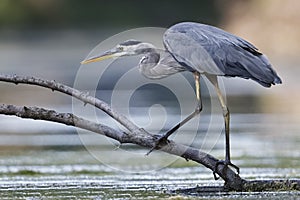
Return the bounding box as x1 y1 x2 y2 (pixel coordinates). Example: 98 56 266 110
213 160 240 180
146 134 169 155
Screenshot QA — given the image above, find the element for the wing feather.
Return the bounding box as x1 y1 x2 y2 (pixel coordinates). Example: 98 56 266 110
163 22 282 87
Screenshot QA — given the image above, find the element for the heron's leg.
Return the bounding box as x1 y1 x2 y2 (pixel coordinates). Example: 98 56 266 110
146 72 202 155
163 72 202 138
205 75 239 179
194 72 202 109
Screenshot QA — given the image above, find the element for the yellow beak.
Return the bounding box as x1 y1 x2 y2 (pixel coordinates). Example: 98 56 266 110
81 49 119 64
81 54 115 64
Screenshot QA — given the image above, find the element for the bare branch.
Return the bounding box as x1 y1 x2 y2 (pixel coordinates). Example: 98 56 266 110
0 74 139 132
1 75 299 192
0 103 245 190
0 104 127 142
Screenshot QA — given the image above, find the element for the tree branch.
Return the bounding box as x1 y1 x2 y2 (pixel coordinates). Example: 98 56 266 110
0 74 138 132
0 103 245 190
1 74 299 192
0 104 127 142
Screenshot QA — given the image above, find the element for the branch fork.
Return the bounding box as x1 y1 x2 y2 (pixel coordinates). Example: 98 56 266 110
1 74 298 192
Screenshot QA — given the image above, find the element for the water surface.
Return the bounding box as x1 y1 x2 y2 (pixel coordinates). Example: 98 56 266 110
0 113 299 199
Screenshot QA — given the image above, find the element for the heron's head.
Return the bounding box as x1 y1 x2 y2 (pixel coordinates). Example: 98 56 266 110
81 39 156 64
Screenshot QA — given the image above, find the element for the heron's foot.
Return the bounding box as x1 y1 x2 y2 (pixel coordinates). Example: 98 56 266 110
213 160 240 180
146 134 169 156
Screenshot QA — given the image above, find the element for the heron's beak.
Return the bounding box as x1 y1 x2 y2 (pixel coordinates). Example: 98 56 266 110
81 49 119 64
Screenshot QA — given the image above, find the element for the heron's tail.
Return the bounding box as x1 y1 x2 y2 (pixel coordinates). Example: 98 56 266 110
258 54 282 87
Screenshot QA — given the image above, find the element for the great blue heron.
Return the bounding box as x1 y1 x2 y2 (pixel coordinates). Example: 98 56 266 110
81 22 282 178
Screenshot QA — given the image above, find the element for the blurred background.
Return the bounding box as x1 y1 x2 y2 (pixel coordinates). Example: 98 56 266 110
0 0 299 138
0 1 300 198
0 0 299 166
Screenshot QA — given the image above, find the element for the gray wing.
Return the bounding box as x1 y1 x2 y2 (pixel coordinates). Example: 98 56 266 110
163 22 282 87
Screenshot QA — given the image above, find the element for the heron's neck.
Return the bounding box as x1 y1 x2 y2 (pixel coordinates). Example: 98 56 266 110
135 47 158 55
133 42 158 55
138 50 186 80
138 52 160 78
